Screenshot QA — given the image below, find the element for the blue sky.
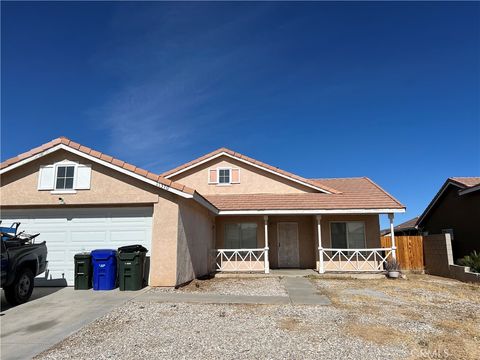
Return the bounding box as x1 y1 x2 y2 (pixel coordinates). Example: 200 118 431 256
2 2 479 227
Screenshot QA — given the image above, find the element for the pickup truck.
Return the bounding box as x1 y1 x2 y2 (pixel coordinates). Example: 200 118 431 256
1 223 48 305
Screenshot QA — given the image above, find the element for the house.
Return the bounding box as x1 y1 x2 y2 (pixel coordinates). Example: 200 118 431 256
0 137 405 287
380 217 420 236
416 177 480 261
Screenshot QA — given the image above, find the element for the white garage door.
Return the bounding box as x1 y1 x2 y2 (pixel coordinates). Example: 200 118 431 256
1 207 153 286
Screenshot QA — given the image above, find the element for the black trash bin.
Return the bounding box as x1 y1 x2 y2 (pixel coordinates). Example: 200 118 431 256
117 245 148 291
74 252 92 290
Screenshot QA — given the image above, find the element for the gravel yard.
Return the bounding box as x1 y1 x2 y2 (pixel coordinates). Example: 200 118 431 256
36 275 479 360
152 276 288 297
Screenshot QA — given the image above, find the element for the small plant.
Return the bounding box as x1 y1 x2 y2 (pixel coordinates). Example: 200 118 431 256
457 251 480 273
385 259 400 272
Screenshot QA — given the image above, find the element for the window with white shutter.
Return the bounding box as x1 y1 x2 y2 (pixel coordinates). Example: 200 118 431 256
75 164 92 189
37 165 55 190
38 161 92 192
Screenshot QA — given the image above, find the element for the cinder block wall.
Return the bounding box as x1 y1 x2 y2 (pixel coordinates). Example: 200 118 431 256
423 234 453 277
423 233 479 283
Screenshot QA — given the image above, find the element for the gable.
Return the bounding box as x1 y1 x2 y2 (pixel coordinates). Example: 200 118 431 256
168 155 319 195
0 149 175 207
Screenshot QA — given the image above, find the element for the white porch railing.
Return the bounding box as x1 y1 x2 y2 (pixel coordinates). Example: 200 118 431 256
319 248 393 272
216 248 266 273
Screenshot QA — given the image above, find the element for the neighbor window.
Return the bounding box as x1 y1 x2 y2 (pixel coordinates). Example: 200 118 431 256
224 223 257 249
55 165 75 190
330 222 366 248
218 168 231 184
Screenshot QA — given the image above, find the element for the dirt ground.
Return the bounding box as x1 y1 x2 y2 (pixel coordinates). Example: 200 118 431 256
36 274 479 360
311 274 480 360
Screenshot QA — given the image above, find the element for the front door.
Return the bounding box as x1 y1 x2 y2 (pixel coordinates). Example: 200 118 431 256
277 222 300 267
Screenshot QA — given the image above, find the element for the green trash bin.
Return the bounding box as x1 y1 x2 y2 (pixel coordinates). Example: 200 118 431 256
74 252 92 290
117 245 148 291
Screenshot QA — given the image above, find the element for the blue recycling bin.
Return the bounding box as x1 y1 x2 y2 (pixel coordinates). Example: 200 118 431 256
91 249 117 290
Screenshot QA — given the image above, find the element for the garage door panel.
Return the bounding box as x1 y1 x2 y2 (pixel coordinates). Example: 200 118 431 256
1 207 152 286
71 231 107 243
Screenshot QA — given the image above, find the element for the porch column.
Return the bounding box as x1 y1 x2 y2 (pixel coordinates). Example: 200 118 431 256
264 215 270 274
316 215 324 274
389 213 397 260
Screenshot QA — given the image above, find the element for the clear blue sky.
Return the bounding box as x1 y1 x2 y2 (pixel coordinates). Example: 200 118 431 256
2 2 479 228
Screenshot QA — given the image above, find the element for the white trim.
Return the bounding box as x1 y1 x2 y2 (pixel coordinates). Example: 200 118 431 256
50 190 77 194
164 151 333 194
217 208 405 215
217 167 232 185
192 193 218 214
459 184 480 195
53 161 77 191
0 144 194 200
329 221 367 249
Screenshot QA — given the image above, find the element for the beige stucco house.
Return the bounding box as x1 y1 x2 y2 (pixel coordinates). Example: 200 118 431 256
0 137 405 286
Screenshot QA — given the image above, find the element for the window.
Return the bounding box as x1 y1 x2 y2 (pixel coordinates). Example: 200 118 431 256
224 223 257 249
218 168 231 184
331 222 366 249
55 165 75 190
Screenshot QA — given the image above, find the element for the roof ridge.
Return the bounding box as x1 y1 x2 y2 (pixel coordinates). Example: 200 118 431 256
362 177 405 208
161 148 342 194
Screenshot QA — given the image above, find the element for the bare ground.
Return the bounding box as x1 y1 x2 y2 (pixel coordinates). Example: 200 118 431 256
35 275 479 360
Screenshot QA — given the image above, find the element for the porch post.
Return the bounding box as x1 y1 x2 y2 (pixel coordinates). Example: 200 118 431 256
264 215 270 274
389 213 397 260
316 215 324 274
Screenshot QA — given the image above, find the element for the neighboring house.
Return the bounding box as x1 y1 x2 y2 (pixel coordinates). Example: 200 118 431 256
416 177 480 261
0 137 405 287
380 217 420 236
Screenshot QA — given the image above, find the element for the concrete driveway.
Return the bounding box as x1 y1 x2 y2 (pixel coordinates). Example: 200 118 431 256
1 287 147 360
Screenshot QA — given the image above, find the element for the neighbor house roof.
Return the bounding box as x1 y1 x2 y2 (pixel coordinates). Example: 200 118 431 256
0 137 203 200
205 177 405 213
416 177 480 227
380 216 419 236
161 147 341 194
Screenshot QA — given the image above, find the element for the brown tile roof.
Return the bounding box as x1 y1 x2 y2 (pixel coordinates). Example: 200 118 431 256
161 147 341 194
205 177 404 211
0 137 195 195
449 177 480 188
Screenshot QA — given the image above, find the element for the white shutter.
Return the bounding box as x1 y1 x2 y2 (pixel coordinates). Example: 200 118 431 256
38 165 55 190
75 164 91 189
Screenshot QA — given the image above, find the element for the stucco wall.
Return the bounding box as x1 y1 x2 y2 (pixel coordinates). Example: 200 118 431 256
214 214 380 270
176 198 215 285
0 150 160 206
0 149 203 287
169 155 316 195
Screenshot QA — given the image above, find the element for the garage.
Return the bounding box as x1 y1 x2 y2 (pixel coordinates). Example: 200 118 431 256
2 207 152 286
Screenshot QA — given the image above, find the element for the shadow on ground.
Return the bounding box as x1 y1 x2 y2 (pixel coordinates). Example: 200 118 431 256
1 287 64 313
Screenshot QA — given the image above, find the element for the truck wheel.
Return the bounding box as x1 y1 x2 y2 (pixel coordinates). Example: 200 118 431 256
4 268 35 306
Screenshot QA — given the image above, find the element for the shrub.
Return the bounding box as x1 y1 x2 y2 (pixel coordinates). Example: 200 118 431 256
385 259 400 272
457 251 480 273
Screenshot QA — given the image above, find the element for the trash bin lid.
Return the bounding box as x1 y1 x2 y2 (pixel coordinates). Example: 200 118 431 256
91 249 117 260
74 252 91 259
117 244 148 253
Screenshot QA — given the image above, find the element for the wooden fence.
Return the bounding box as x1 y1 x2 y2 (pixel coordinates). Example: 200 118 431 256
380 235 424 271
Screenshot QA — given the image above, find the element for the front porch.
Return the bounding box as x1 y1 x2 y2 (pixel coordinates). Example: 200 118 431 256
215 213 399 274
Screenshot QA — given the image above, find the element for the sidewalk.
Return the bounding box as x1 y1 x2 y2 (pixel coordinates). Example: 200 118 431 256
136 277 331 306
